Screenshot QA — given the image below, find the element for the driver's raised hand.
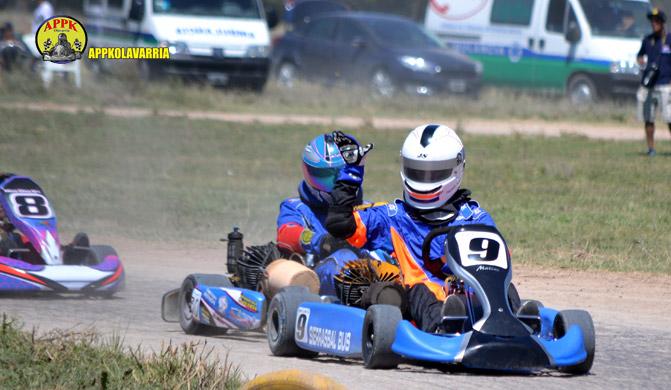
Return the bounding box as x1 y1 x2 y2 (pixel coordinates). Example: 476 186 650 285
331 131 373 166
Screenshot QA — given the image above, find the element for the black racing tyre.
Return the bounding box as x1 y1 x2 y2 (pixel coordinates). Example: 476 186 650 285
179 274 232 335
554 309 595 375
362 304 402 369
266 287 320 357
517 299 544 316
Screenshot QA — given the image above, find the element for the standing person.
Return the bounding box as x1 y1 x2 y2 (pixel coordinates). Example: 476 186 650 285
637 8 671 157
32 0 54 34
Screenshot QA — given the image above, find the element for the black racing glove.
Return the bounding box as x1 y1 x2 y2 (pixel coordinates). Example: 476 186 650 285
332 130 373 166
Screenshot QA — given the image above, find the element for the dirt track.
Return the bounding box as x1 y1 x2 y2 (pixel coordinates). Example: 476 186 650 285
1 238 670 389
3 101 671 141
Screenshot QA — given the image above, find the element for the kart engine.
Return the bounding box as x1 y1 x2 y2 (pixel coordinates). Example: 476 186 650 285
236 242 281 290
334 259 403 308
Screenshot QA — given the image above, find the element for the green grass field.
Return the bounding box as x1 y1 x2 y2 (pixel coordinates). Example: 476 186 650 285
0 63 637 125
0 108 669 273
0 315 243 389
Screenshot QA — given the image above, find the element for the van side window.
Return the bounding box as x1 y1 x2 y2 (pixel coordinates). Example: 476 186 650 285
546 0 578 33
546 0 566 32
491 0 535 26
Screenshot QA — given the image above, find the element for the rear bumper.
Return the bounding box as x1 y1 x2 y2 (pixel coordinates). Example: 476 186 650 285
591 72 639 97
155 55 270 86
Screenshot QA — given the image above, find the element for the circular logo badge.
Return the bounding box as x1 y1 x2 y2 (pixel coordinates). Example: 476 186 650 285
429 0 489 21
35 15 87 64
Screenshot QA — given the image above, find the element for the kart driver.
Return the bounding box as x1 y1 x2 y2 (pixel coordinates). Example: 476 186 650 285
325 126 497 333
276 134 366 264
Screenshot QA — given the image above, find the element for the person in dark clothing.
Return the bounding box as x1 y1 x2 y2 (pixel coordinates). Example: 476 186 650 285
636 8 671 156
325 126 498 333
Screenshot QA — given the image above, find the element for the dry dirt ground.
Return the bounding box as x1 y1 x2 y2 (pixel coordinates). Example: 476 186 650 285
1 237 670 389
2 101 671 141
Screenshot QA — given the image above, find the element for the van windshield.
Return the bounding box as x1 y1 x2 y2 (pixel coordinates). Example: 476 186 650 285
152 0 261 19
578 0 649 38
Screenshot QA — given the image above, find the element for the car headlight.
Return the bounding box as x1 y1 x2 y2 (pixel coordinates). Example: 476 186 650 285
610 60 639 75
159 41 189 55
246 45 270 58
399 56 437 73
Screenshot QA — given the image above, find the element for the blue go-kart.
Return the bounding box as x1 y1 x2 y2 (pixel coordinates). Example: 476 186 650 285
266 224 595 374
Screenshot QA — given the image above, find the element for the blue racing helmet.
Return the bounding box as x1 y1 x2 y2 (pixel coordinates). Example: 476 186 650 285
302 134 345 192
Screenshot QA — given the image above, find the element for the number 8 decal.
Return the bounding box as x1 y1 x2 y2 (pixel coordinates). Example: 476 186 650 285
9 193 53 218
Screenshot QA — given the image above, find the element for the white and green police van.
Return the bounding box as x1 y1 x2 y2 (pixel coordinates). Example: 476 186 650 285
424 0 651 103
84 0 276 90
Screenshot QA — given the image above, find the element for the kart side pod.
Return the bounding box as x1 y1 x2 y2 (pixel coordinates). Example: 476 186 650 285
162 274 267 332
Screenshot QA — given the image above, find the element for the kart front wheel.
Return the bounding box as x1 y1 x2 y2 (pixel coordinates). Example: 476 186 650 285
362 304 402 369
267 287 320 357
179 274 232 335
554 309 595 374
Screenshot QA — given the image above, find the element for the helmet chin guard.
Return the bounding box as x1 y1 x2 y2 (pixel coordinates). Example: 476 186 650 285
400 124 465 210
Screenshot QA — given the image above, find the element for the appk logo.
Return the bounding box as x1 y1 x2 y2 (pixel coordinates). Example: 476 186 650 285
35 16 87 63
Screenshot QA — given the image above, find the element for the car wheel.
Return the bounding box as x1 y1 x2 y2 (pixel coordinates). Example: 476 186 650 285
554 309 595 374
567 74 597 105
179 274 232 335
362 304 402 369
266 286 320 357
371 68 396 98
276 61 298 88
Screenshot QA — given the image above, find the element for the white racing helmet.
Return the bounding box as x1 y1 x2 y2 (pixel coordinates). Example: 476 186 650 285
400 124 465 210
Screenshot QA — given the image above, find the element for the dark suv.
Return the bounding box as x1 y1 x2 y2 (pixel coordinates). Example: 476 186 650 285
272 12 482 96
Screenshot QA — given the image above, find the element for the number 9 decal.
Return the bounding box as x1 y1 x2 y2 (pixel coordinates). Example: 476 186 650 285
9 193 53 219
455 231 508 270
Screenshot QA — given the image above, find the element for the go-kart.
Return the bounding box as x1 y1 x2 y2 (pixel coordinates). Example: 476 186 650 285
266 224 595 374
0 174 124 295
160 230 395 335
161 235 321 334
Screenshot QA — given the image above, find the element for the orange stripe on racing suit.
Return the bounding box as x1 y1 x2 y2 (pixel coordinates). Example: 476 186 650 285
390 227 446 301
346 211 368 248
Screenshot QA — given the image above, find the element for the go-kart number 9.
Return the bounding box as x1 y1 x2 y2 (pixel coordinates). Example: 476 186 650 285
455 231 508 270
9 194 53 218
468 238 500 261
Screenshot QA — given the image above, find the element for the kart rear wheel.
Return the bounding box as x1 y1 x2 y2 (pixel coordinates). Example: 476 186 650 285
267 287 320 357
362 304 402 369
554 309 595 375
179 275 232 335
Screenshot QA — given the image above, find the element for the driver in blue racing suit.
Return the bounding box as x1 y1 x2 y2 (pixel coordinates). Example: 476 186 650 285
325 126 497 332
275 133 364 263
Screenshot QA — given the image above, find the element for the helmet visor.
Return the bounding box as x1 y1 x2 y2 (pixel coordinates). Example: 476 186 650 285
303 164 341 192
403 166 452 183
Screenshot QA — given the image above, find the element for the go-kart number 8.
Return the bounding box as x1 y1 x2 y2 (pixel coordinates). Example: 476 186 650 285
9 194 53 218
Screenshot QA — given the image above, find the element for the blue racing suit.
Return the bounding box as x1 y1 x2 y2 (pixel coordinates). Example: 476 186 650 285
325 165 497 331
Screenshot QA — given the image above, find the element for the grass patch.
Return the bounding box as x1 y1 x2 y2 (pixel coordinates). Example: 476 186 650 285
0 108 669 273
0 315 243 389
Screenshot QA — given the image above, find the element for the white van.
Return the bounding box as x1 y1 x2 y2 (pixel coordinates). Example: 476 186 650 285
84 0 277 90
425 0 650 103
